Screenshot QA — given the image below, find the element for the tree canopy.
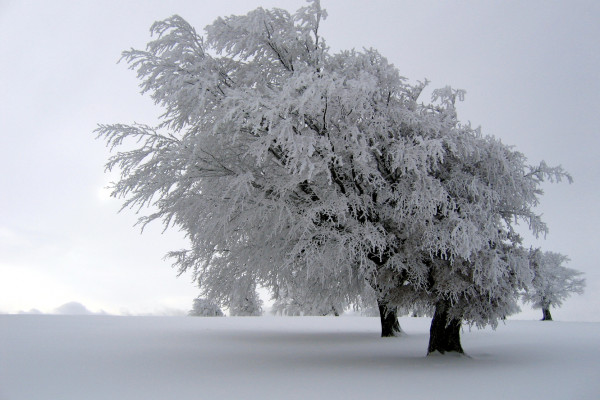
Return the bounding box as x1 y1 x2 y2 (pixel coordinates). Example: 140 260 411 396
98 0 572 354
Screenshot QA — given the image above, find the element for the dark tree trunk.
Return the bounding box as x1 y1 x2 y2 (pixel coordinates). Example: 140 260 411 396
541 307 553 321
427 300 464 355
378 299 402 337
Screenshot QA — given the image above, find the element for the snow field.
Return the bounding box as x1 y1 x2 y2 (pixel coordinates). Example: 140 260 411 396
1 315 598 400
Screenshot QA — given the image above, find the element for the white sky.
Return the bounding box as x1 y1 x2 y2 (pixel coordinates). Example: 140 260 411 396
1 0 598 319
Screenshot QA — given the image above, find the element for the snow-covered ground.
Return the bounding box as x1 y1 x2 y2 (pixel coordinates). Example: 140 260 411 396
1 315 598 400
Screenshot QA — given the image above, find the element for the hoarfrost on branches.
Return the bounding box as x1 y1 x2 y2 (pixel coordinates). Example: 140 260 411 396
189 298 224 317
98 0 572 353
523 249 585 320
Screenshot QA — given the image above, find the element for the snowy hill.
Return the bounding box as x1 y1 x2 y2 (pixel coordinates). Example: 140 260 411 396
1 315 598 399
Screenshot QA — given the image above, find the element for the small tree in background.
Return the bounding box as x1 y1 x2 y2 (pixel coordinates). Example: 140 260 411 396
523 249 585 321
228 280 263 316
271 279 346 316
189 298 224 317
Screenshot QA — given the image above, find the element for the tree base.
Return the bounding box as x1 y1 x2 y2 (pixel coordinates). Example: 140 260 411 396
378 301 403 337
541 307 553 321
427 300 464 355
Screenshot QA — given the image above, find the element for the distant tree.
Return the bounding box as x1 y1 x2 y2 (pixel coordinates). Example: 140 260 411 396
98 1 571 355
523 249 585 321
189 298 224 317
271 271 360 316
271 283 343 316
228 280 263 316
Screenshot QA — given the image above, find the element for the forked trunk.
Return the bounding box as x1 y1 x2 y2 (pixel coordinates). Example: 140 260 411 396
377 299 402 337
427 299 463 355
541 307 553 321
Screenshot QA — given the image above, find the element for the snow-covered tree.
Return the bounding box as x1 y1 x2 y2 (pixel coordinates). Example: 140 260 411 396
98 1 571 354
523 249 585 321
345 85 572 352
271 288 343 316
228 279 263 316
189 298 224 317
97 1 410 334
408 104 572 353
271 276 345 316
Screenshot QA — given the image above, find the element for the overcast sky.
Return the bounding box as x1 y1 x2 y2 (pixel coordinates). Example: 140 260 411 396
1 0 598 319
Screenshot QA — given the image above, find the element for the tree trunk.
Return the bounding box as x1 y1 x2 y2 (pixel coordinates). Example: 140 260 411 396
377 299 402 337
427 300 464 355
541 307 553 321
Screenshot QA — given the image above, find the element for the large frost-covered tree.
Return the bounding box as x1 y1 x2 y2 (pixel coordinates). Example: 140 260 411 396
98 0 571 354
523 249 585 321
